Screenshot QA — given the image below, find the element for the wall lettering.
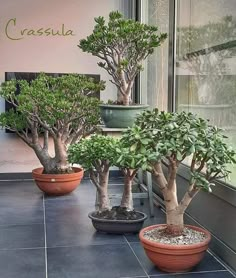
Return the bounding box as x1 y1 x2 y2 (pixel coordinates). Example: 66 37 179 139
5 18 75 40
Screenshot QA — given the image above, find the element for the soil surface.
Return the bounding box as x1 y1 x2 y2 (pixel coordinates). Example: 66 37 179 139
107 100 143 106
143 226 208 245
42 168 75 174
92 206 144 220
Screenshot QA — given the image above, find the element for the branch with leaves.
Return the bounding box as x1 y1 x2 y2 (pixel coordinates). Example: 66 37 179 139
79 11 167 105
0 73 105 174
123 109 236 235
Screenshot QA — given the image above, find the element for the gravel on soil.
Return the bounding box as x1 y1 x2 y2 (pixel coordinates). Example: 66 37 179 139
143 226 208 245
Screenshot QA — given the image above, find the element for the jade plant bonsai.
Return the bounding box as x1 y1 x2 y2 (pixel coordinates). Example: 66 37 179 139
0 73 105 174
68 133 149 224
68 134 118 212
124 109 236 235
79 11 167 105
115 133 151 211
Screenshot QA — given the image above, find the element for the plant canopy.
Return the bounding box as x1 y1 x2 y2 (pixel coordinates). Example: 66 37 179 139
0 73 105 174
79 11 167 105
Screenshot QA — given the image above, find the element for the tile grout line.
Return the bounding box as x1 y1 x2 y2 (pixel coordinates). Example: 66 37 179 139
124 236 150 278
119 276 149 278
207 249 236 277
46 242 127 249
0 246 45 251
0 222 44 228
149 270 229 276
43 193 48 278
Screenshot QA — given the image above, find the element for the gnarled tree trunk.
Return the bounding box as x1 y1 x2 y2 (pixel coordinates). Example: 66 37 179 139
32 143 56 174
53 137 70 173
152 161 200 236
120 175 133 210
97 171 110 211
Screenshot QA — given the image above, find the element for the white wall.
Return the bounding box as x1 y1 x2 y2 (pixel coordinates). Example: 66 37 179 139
0 0 125 173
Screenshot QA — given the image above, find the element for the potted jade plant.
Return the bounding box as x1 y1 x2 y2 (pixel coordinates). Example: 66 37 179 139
79 11 167 128
68 134 148 234
122 109 236 272
0 73 105 195
68 134 117 213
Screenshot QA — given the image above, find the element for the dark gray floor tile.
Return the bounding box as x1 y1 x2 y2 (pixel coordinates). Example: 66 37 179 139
0 248 45 278
45 192 95 206
130 243 226 276
0 224 44 249
0 180 40 194
46 220 126 247
1 177 235 278
0 194 43 207
0 181 43 205
45 199 95 224
0 181 42 200
0 201 44 225
47 244 146 278
150 270 235 277
44 179 96 202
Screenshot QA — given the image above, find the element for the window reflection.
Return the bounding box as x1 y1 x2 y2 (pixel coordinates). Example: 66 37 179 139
176 0 236 186
141 0 169 110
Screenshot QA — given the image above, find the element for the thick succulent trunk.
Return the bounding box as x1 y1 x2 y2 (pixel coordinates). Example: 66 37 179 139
32 143 56 173
97 171 110 211
153 161 184 235
152 160 201 236
123 85 132 106
120 175 133 210
166 208 184 235
117 86 131 106
164 187 184 236
32 137 70 174
53 136 71 173
123 95 130 106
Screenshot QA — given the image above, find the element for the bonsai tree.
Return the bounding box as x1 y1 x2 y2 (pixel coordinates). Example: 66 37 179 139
68 132 150 214
79 11 167 105
123 109 236 235
68 134 118 212
0 73 105 174
116 130 152 211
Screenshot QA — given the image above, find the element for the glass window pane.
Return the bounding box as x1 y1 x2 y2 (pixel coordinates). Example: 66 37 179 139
140 0 169 110
175 0 236 186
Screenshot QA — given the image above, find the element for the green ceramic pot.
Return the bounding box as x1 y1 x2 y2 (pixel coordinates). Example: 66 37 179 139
100 104 149 128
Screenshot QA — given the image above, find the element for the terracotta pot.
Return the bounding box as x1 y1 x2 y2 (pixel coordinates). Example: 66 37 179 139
139 224 211 273
32 167 84 196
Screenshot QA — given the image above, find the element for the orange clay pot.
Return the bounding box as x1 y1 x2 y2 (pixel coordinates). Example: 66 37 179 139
139 224 211 273
32 167 84 196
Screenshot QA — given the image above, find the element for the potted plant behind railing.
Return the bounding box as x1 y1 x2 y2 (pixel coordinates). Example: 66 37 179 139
0 73 105 195
68 134 148 234
122 109 236 272
78 11 167 128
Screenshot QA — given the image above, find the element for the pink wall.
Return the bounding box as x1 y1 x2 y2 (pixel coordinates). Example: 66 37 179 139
0 0 124 172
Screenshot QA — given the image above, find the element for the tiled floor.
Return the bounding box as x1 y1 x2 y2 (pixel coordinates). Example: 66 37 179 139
0 177 235 278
